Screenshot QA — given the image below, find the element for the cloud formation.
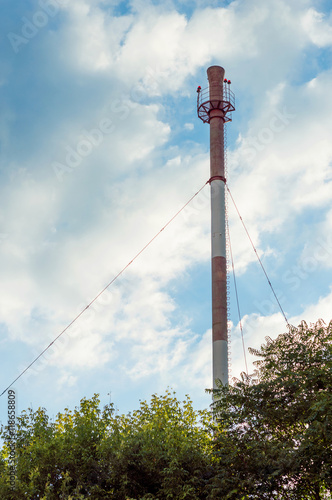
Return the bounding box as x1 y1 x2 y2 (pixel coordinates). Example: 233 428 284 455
0 0 331 417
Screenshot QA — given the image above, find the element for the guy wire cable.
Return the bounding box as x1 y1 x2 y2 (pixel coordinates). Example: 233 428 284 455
226 184 289 327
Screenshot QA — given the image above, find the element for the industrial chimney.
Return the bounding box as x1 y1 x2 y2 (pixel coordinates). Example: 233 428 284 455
197 65 235 388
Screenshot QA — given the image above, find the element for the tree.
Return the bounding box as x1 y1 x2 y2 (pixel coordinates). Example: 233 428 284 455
0 390 214 499
1 320 330 499
0 394 115 499
209 319 332 499
102 391 215 499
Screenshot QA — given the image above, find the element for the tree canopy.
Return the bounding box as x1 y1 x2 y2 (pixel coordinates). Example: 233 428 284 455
1 319 331 499
210 319 332 499
0 390 214 499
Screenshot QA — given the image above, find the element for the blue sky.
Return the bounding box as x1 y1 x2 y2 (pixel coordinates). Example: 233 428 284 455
0 0 332 425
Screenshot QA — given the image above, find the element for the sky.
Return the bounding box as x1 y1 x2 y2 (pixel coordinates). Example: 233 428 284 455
0 0 332 425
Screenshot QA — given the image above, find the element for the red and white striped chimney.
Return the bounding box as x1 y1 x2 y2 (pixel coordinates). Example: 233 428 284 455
197 65 235 388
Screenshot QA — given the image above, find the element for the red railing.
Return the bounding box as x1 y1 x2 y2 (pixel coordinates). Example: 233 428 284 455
197 83 235 123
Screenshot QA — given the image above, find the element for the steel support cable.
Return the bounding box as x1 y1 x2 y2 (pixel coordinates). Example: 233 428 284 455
226 219 248 375
0 181 209 397
226 185 290 328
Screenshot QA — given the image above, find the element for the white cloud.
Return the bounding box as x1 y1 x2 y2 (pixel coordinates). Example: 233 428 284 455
58 0 134 71
226 65 332 274
51 0 312 94
58 372 78 388
291 286 332 325
230 312 287 380
230 281 332 381
302 8 332 47
184 122 194 131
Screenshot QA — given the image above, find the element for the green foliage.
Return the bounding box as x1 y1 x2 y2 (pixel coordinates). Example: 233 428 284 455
1 319 331 499
0 390 214 499
210 319 332 499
